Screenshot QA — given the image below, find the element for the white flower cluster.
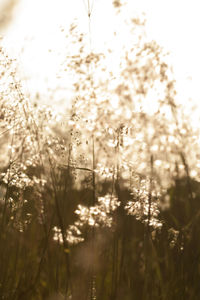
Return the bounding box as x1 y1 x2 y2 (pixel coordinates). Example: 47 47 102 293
1 163 46 189
75 195 120 228
53 226 63 244
52 195 120 245
66 224 84 244
126 175 163 229
53 224 84 245
125 198 162 229
1 169 32 189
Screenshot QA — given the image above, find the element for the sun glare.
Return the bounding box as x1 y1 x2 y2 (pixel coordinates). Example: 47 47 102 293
2 0 200 125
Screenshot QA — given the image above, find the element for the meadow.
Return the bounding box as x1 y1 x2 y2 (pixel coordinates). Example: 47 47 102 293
0 2 200 299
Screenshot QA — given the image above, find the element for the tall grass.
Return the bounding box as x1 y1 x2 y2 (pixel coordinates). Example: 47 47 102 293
0 2 200 299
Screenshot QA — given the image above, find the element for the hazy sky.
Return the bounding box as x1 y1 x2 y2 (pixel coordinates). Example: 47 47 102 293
3 0 200 114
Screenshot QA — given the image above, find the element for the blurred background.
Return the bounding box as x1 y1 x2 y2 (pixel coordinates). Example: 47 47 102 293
1 2 200 299
0 0 200 118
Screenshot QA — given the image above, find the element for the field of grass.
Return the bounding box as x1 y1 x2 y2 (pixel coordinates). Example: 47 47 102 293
0 2 200 299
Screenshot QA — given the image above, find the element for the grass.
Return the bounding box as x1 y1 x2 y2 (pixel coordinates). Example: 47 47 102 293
0 3 200 299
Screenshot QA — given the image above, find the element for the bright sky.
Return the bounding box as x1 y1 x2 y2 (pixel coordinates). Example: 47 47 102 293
3 0 200 116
